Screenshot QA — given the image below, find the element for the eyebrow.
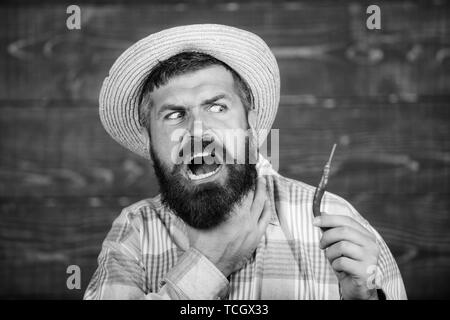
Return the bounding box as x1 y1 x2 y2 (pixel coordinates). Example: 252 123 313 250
157 93 231 118
157 104 186 118
201 94 230 106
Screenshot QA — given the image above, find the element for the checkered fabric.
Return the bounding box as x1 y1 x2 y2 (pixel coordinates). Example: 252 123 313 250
84 157 406 300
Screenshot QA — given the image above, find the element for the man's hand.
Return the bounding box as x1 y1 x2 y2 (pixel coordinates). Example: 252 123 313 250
313 214 381 300
186 178 272 277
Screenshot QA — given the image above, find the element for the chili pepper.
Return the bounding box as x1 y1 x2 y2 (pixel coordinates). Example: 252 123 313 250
313 143 337 231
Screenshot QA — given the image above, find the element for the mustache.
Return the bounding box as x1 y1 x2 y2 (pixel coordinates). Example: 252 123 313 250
150 141 258 229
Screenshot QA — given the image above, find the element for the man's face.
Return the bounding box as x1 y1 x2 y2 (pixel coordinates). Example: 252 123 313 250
147 65 257 229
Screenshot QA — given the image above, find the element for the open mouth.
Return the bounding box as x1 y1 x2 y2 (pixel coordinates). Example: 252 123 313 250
186 151 223 181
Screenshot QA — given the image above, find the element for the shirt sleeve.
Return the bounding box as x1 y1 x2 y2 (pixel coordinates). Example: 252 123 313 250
333 196 408 300
158 247 230 300
365 225 408 300
84 209 229 300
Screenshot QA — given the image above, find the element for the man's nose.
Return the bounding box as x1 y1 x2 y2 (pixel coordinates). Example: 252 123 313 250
186 118 204 140
187 108 208 139
186 108 217 143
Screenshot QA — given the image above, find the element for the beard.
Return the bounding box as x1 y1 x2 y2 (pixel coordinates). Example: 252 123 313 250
150 141 257 229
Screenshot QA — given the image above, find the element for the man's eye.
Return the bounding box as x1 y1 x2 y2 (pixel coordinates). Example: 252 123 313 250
165 111 184 120
208 104 226 113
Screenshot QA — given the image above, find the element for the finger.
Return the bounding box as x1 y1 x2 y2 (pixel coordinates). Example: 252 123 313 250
314 213 375 240
257 200 272 235
331 257 365 278
250 178 267 218
325 240 365 262
319 226 374 249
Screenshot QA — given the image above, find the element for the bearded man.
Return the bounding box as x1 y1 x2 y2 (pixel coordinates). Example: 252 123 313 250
84 24 406 300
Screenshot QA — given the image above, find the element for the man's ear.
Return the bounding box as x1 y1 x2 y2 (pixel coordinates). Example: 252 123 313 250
247 109 258 132
140 125 152 158
247 108 259 162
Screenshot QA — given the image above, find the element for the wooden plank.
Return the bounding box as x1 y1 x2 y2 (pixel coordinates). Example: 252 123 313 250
1 1 449 100
1 101 448 197
1 0 449 300
0 199 121 299
400 255 450 299
1 100 449 299
0 196 449 299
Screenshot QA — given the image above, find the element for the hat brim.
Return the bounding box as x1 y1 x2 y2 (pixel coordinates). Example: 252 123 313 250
99 24 280 159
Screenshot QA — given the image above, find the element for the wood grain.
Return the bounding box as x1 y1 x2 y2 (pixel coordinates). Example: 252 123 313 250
1 2 449 100
0 0 449 299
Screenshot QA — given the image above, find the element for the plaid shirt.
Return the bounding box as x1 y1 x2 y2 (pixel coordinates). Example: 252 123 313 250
84 157 407 300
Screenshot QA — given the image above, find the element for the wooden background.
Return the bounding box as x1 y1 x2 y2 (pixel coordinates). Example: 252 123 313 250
0 0 449 299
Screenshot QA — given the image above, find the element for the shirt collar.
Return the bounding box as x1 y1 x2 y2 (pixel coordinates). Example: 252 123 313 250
256 154 281 226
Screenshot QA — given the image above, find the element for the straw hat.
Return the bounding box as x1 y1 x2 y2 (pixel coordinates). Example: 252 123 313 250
99 24 280 159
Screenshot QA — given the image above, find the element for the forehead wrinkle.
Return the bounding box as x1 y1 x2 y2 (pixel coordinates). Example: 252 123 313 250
152 84 236 111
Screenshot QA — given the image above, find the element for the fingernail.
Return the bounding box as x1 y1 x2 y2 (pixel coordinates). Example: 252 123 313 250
313 216 321 226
